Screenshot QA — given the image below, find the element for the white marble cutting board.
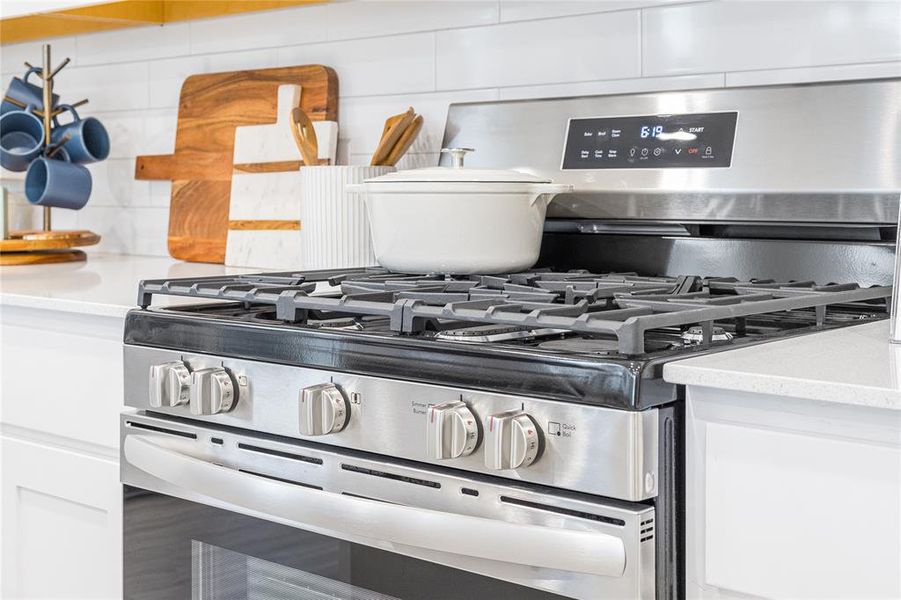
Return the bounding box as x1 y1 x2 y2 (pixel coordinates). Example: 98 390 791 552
226 84 338 269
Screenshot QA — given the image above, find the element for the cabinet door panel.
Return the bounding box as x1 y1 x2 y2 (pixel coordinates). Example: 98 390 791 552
687 388 901 600
0 306 124 449
705 422 900 598
1 436 121 599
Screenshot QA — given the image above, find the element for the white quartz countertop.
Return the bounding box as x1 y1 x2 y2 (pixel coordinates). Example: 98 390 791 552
664 320 901 410
0 253 263 318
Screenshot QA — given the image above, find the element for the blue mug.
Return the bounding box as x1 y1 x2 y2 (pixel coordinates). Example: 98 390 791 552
0 105 44 172
1 67 59 115
51 104 110 164
25 152 92 210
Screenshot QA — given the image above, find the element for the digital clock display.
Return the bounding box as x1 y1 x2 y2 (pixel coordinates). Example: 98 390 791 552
561 111 737 170
640 125 664 138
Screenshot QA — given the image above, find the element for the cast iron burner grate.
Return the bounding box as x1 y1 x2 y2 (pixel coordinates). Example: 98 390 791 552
137 268 891 356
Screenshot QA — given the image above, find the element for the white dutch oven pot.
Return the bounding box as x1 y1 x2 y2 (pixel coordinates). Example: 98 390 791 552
347 148 572 274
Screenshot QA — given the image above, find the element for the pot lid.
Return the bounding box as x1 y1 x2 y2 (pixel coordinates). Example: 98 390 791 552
365 148 552 184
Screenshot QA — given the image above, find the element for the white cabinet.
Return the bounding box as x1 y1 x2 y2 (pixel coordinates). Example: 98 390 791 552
0 304 125 599
686 387 901 599
0 436 121 599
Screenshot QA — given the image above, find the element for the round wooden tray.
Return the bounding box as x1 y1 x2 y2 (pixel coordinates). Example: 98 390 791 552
0 230 100 265
0 249 87 266
0 229 100 251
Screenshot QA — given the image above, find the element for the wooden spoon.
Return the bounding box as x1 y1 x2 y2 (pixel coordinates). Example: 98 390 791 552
291 106 319 166
371 107 415 166
380 111 406 139
384 114 423 167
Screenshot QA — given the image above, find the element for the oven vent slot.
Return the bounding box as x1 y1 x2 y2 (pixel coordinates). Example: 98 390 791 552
126 421 197 439
499 496 626 526
238 469 322 490
640 517 655 541
341 464 441 489
237 443 323 465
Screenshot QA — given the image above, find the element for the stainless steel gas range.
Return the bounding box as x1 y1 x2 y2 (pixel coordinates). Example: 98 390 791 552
120 79 899 600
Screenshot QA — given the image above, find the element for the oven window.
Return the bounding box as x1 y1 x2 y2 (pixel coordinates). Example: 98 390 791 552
193 541 399 600
125 487 567 600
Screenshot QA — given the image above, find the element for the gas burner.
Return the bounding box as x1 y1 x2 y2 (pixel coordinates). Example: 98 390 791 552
538 338 622 354
538 336 678 355
434 324 566 343
248 311 365 330
311 317 365 331
681 326 734 345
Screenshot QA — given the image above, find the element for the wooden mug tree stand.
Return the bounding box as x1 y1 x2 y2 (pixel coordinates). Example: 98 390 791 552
0 44 99 266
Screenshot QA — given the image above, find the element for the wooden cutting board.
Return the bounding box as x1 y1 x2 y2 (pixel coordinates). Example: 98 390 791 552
135 65 338 263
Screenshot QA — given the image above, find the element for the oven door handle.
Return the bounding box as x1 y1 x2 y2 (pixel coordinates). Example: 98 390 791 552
125 434 627 578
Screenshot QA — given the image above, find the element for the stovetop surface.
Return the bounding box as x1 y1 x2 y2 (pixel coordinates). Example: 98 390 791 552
139 268 890 360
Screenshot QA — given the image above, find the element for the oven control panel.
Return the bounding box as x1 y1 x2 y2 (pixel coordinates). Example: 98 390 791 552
126 344 659 501
561 111 737 170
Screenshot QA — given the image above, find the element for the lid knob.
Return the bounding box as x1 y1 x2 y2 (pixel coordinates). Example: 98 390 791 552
441 147 475 169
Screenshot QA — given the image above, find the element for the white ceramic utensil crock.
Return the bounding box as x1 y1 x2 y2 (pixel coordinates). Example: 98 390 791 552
347 148 572 274
300 165 395 270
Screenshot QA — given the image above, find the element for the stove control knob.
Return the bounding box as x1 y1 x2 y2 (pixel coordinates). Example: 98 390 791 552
190 367 237 416
299 383 349 436
426 401 479 460
148 361 191 408
485 410 542 470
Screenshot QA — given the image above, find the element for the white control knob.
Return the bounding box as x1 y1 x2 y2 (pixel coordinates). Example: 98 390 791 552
426 401 479 460
148 361 191 408
485 410 542 470
189 367 236 416
299 383 349 436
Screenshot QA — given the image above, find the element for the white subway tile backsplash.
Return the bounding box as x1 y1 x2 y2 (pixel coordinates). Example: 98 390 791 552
643 1 901 76
498 72 725 100
189 5 328 55
436 11 640 90
85 159 150 207
148 181 172 208
90 111 145 159
278 33 435 97
76 23 189 66
0 36 77 73
327 1 497 40
53 61 150 112
79 206 170 256
139 108 178 155
51 206 80 231
148 49 278 108
8 0 894 258
726 61 901 87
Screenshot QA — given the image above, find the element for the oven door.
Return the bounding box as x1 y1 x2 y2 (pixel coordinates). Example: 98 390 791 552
121 413 656 600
